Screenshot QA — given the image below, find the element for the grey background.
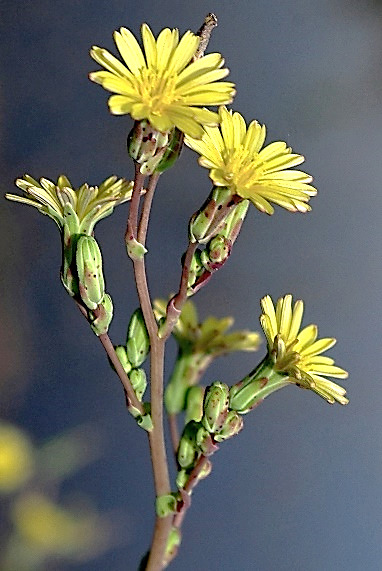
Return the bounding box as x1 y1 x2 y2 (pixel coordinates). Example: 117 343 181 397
1 0 381 569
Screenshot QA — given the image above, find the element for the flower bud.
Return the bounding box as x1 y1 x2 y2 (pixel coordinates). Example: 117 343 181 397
114 345 132 375
129 368 147 401
164 527 182 566
89 293 113 336
202 382 230 433
195 425 216 456
189 187 238 244
200 235 231 272
214 411 243 442
185 386 204 423
177 421 199 469
127 121 183 175
126 309 150 368
76 235 105 310
155 494 177 518
197 458 212 481
176 469 188 490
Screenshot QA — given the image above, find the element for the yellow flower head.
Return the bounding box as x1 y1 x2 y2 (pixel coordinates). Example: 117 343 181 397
260 294 349 404
185 106 317 214
0 423 34 493
6 175 134 235
89 24 235 138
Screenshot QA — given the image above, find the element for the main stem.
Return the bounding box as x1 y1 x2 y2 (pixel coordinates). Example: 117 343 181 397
126 171 172 570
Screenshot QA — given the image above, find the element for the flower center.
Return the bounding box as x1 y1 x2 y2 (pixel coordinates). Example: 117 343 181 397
222 146 261 191
138 68 179 114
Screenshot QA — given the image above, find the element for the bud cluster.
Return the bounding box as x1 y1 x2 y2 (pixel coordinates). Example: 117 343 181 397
176 382 243 490
114 309 152 430
187 200 249 295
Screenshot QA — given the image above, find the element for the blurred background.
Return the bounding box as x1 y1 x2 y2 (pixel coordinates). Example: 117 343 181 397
0 0 381 569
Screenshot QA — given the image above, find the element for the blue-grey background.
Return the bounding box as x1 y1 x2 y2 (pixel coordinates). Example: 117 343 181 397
1 0 381 569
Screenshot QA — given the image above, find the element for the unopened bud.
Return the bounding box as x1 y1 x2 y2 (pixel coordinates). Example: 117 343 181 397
114 346 132 375
214 411 243 442
164 527 182 566
197 458 212 481
155 494 177 518
202 382 230 433
76 235 105 310
200 235 231 272
130 368 147 401
89 293 113 336
127 121 182 175
176 469 188 490
126 309 150 368
177 421 199 469
189 187 238 244
185 386 204 423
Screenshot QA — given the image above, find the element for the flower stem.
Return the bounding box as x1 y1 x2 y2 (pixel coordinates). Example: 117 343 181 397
76 302 144 414
98 332 144 415
127 169 172 570
125 163 146 244
138 173 161 245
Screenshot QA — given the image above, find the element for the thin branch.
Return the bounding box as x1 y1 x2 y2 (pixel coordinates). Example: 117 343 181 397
194 13 218 60
138 172 161 245
125 163 146 244
98 332 144 415
76 302 144 415
173 454 210 530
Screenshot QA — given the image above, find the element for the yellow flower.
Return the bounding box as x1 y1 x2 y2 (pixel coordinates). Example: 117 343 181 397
185 106 317 214
6 175 134 234
89 24 235 138
12 492 109 557
0 423 34 493
260 294 349 404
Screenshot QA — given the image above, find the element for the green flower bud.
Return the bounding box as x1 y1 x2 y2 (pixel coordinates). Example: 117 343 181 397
125 236 147 261
126 309 150 368
214 411 243 442
164 527 182 566
127 120 183 175
127 402 153 432
176 469 188 490
137 413 153 432
197 458 212 481
155 128 184 174
177 421 199 469
202 382 230 433
219 200 249 241
200 235 231 272
89 293 113 336
195 425 215 455
155 494 177 518
76 235 105 310
187 250 204 290
114 346 132 375
185 386 204 423
130 368 147 401
189 187 238 244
